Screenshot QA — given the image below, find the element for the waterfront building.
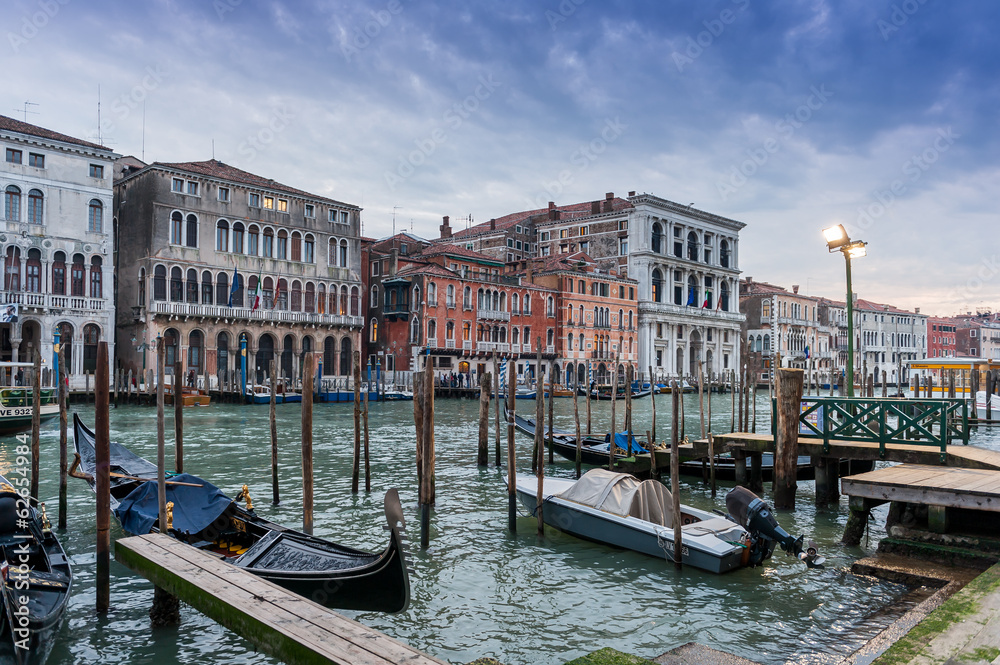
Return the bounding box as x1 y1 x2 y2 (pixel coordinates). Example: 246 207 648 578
927 316 960 359
114 158 363 386
515 251 638 386
854 299 927 387
740 279 833 387
437 192 745 380
364 229 556 385
0 114 118 387
954 312 1000 362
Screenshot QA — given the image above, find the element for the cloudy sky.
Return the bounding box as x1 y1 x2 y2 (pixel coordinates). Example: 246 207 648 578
6 0 997 316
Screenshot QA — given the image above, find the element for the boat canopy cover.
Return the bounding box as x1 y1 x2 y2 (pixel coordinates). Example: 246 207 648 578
115 473 233 536
602 432 647 454
557 469 673 527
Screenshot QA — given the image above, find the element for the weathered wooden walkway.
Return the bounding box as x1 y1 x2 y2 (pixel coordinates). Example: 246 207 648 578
842 464 1000 513
116 534 446 665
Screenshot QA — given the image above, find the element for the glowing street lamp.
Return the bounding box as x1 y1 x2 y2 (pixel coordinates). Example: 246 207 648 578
823 224 867 397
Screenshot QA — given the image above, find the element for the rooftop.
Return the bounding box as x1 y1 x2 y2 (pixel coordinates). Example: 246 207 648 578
448 196 633 240
0 113 112 152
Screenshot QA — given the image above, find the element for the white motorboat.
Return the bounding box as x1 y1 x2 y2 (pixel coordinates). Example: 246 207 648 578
512 469 819 574
975 391 1000 420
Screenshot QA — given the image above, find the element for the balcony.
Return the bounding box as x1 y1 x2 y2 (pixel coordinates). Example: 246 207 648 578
462 340 472 351
3 290 107 312
478 309 511 322
445 339 455 349
149 301 363 327
427 338 439 348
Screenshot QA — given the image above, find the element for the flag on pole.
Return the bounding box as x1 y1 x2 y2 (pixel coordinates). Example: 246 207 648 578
227 265 239 307
686 288 696 306
702 296 710 309
716 293 723 311
271 277 282 309
250 270 263 312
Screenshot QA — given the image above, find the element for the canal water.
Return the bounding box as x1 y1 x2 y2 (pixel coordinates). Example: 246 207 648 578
4 391 999 665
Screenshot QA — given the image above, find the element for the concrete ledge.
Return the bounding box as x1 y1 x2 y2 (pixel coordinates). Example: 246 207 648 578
653 643 763 665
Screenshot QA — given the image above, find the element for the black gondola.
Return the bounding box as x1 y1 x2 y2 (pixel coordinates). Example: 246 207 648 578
0 477 72 665
506 407 871 480
71 414 410 614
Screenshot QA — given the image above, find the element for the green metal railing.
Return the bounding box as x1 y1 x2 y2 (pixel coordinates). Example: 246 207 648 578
771 397 969 463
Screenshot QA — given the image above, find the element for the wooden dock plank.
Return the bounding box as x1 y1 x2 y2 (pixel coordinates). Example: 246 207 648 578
116 534 445 665
841 464 1000 512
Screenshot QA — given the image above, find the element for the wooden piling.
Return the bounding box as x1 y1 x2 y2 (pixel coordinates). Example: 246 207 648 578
547 371 554 465
586 367 592 435
174 359 183 474
535 338 544 536
948 369 956 399
882 370 888 398
494 354 501 467
477 371 490 466
351 351 361 494
58 344 67 530
302 352 314 535
507 360 517 533
736 369 743 432
95 342 111 613
649 365 657 441
774 368 804 510
126 369 133 404
624 364 633 441
269 361 279 504
987 370 994 421
670 383 682 569
363 364 370 494
698 361 706 439
414 373 424 484
420 357 435 548
30 350 40 501
156 338 166 532
114 368 120 408
86 370 91 404
708 430 716 498
609 357 618 472
573 386 582 479
730 370 736 433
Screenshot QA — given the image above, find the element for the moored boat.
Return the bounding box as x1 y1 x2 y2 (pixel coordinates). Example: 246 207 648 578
164 385 211 407
71 415 411 613
245 384 278 404
0 362 58 435
0 476 72 665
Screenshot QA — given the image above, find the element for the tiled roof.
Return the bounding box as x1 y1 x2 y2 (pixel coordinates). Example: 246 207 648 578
152 159 356 206
371 232 431 254
449 197 633 240
395 263 457 279
422 242 503 264
0 114 110 151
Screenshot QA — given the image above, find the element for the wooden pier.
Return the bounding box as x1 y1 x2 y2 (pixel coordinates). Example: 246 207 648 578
116 534 446 665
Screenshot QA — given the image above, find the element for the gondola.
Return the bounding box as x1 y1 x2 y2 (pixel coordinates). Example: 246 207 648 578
71 414 411 613
506 407 870 480
0 476 72 665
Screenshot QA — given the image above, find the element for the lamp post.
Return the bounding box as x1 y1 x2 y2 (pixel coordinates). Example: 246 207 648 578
823 224 867 398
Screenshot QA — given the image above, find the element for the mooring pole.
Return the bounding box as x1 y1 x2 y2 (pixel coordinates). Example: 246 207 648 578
649 365 657 442
507 359 516 533
671 381 682 569
174 359 183 474
609 356 618 472
363 360 371 493
494 352 501 467
151 338 179 625
302 352 314 535
96 342 111 613
270 360 279 504
547 370 554 464
478 372 490 466
774 368 804 510
58 343 67 530
420 357 434 548
535 338 544 536
352 350 361 494
30 350 41 501
573 386 582 479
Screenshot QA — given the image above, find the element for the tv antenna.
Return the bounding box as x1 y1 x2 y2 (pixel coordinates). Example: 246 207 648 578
14 101 38 123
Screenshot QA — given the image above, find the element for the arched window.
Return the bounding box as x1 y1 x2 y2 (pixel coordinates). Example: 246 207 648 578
412 286 421 310
721 281 730 312
276 279 288 309
186 268 199 303
153 265 166 300
350 286 359 316
339 239 348 268
201 270 213 304
71 254 85 296
651 222 662 253
427 282 437 306
88 199 103 233
651 268 662 303
763 334 771 351
446 321 454 340
512 326 520 345
291 231 302 261
186 214 198 248
27 189 43 224
262 228 274 257
216 271 229 306
524 294 531 314
511 292 519 313
339 337 352 376
370 319 378 343
446 284 455 307
546 296 554 317
687 231 698 261
304 234 315 263
618 308 624 330
277 230 288 260
217 332 230 380
427 319 437 343
231 272 244 307
410 317 420 344
720 239 731 268
263 277 274 308
52 251 66 295
547 328 554 347
26 248 41 292
687 275 698 306
463 321 471 341
216 220 229 251
291 280 302 311
188 330 203 374
370 285 379 308
316 284 325 313
305 282 315 313
463 286 471 309
4 186 21 221
83 324 100 372
171 211 183 244
170 267 183 301
90 256 103 298
232 222 245 254
338 285 348 315
247 225 259 255
568 332 574 351
324 336 337 373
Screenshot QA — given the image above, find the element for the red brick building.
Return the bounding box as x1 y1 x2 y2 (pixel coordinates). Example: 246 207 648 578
927 316 959 359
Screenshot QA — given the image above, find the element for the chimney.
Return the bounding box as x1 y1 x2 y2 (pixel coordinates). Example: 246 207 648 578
628 191 635 197
746 276 752 283
548 201 556 211
605 192 614 201
792 284 799 294
489 218 496 231
439 215 452 239
915 307 920 314
591 201 601 214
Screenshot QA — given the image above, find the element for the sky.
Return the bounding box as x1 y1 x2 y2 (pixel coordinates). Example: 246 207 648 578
5 0 998 317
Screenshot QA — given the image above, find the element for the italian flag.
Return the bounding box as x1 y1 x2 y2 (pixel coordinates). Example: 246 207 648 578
250 270 263 312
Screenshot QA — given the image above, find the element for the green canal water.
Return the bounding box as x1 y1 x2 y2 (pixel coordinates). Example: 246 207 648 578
3 391 999 665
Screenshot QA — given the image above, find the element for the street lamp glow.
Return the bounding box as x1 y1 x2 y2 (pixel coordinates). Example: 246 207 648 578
847 243 867 259
823 224 849 250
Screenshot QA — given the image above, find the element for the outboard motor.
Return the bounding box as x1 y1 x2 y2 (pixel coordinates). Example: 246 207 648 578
725 486 824 568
